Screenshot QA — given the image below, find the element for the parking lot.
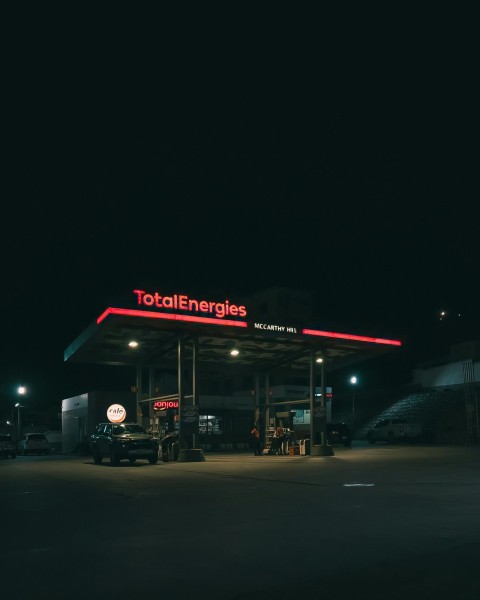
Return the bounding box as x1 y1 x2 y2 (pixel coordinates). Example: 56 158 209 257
2 443 480 599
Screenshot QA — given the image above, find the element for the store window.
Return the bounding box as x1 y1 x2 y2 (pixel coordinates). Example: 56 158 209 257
293 410 310 425
199 415 223 435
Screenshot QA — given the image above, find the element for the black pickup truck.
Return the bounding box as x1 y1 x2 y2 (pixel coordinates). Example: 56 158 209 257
90 422 159 465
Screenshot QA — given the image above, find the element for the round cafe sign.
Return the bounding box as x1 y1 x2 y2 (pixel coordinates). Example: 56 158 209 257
107 404 126 423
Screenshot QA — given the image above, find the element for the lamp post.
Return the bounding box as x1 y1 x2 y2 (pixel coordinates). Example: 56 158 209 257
15 403 23 438
316 357 326 445
350 376 357 419
15 385 27 439
309 354 334 456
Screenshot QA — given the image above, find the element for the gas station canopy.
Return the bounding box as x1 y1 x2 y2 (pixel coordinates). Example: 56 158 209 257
64 289 402 375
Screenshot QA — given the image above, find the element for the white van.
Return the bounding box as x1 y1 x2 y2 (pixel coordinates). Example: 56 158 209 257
18 433 51 455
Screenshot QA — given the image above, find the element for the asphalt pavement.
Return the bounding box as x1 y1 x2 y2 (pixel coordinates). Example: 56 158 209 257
2 442 480 599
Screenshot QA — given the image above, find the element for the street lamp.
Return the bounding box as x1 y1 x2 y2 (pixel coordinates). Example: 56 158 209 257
15 385 27 438
15 403 23 438
350 376 357 418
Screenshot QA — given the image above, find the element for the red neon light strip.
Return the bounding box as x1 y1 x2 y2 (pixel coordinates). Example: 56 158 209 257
95 308 399 344
302 328 402 346
97 307 248 328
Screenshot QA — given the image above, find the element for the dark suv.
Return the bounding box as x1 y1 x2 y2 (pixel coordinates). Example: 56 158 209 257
90 422 159 466
327 423 352 447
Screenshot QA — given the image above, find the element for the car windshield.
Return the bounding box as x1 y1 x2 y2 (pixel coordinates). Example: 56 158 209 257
114 424 147 435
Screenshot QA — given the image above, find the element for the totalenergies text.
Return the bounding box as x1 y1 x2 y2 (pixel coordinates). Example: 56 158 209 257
134 290 247 319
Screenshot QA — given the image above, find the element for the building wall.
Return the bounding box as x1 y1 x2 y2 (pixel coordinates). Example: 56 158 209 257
62 390 137 453
62 393 88 453
411 360 480 389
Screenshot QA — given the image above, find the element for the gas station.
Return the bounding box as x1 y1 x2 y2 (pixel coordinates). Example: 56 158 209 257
63 287 402 459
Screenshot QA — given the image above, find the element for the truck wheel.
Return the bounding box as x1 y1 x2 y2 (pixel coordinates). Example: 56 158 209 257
148 454 158 464
387 432 395 444
93 449 102 464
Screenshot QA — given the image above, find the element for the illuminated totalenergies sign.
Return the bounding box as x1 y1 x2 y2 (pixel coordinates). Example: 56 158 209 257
134 290 247 320
154 401 179 410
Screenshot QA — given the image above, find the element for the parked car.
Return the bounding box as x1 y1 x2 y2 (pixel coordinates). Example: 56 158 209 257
367 418 423 444
18 433 51 455
327 423 352 447
0 433 17 458
90 422 159 466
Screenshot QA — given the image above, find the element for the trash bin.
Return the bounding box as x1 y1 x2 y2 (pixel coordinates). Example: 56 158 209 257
299 439 310 455
160 433 179 461
170 441 179 461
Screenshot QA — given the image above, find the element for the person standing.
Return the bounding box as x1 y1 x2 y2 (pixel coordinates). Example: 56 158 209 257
250 425 263 456
281 427 290 455
274 425 285 455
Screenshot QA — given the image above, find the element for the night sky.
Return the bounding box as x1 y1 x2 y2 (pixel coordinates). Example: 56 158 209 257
2 12 479 417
